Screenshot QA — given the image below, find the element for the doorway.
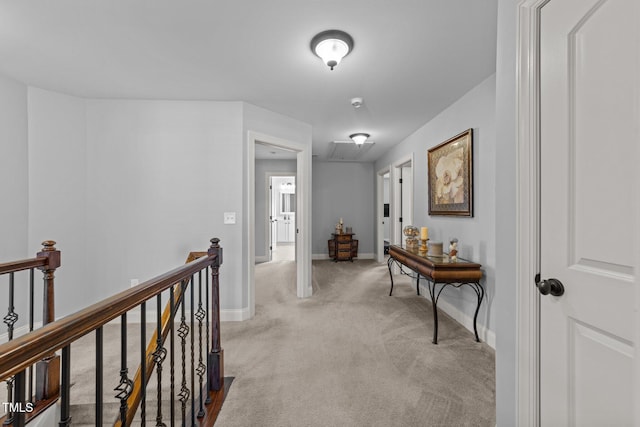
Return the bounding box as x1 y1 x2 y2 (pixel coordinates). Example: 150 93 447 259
393 154 414 245
517 0 640 424
268 175 296 262
248 131 312 319
376 167 391 263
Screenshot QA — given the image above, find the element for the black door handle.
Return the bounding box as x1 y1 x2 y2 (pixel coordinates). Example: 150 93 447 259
535 276 565 296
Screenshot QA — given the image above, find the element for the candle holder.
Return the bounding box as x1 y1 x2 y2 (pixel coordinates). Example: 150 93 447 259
419 238 429 254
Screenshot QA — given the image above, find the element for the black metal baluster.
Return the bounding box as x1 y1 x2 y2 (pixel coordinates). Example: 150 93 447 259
114 314 133 426
96 327 103 426
28 269 34 404
204 267 211 405
195 271 206 417
4 272 18 425
190 275 196 425
169 286 175 426
4 272 18 340
59 345 71 426
154 295 167 427
178 281 190 426
12 370 26 427
141 301 147 425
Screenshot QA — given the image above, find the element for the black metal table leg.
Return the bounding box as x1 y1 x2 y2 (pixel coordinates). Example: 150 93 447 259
416 274 420 296
470 282 484 342
387 257 395 296
427 281 439 344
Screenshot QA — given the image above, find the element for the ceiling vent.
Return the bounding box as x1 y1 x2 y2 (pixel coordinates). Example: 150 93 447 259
328 141 375 161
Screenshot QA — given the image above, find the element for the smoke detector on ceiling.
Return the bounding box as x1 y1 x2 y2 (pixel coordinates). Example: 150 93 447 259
351 97 363 108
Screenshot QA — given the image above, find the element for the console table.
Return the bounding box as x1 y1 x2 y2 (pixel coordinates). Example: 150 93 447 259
387 245 484 344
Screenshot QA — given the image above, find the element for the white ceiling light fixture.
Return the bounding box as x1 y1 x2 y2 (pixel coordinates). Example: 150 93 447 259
351 97 364 108
349 133 370 146
310 30 354 70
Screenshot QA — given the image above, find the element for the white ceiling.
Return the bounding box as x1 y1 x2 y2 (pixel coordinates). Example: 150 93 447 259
0 0 498 162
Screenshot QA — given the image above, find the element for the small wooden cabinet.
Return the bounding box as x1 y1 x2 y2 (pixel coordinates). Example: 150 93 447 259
328 233 358 262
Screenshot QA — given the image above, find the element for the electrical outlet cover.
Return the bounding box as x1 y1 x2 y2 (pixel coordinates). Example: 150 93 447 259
224 212 236 224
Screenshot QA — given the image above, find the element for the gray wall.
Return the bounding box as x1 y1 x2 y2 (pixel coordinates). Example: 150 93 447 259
375 75 497 344
255 159 296 259
27 88 88 319
0 74 28 261
0 73 30 331
494 0 518 424
312 161 375 257
20 89 312 317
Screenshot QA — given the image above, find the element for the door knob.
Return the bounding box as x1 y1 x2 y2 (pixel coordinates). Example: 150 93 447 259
535 275 565 296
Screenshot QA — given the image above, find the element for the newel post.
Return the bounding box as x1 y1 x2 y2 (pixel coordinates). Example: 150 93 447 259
35 240 61 401
207 238 224 391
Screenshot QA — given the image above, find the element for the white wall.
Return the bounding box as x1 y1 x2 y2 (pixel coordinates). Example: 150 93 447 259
85 100 244 311
0 74 28 260
312 161 375 258
0 74 30 330
375 74 497 345
494 0 519 424
27 88 87 318
9 89 313 322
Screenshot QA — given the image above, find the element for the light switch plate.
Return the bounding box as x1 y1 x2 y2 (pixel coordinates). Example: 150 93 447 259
224 212 236 224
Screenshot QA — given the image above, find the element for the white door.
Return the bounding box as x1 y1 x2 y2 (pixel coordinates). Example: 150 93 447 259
270 177 278 260
401 163 413 235
539 0 639 425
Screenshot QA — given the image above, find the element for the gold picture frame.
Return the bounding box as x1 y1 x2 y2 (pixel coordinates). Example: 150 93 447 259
428 129 473 217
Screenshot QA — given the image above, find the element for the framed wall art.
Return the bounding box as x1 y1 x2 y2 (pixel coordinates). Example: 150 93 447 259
427 128 473 217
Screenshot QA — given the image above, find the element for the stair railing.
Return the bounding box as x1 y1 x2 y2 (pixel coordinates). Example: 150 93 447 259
114 251 207 427
0 241 61 424
0 238 224 427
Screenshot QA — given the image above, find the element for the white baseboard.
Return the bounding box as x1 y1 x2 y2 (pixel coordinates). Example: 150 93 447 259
255 255 269 263
220 307 251 321
417 282 496 349
312 253 375 260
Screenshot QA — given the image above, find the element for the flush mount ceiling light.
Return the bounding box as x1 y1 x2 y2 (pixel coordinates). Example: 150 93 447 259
350 133 370 146
310 30 354 70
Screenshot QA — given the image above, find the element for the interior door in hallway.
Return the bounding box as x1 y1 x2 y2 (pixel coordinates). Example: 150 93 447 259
394 159 413 242
269 176 278 261
539 0 639 424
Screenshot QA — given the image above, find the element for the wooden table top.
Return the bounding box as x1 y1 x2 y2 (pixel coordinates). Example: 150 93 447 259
389 245 482 283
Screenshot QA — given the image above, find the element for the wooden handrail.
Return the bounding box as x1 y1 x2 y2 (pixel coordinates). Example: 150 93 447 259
0 257 48 275
0 252 218 380
114 251 208 427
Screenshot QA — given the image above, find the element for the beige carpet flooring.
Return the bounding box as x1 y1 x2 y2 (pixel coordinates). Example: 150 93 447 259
215 259 495 427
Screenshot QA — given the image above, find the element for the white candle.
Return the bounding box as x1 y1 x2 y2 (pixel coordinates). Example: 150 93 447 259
421 227 428 240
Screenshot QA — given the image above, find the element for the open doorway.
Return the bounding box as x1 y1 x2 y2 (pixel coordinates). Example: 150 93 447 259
376 167 391 263
393 154 414 245
269 175 296 262
248 131 312 319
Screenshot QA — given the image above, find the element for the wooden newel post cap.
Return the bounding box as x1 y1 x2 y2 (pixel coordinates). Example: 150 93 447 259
208 238 222 265
41 240 57 251
38 240 61 270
